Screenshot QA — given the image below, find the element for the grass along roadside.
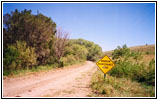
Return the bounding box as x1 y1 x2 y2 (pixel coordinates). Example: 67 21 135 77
89 44 155 97
90 62 155 97
3 61 86 78
89 69 155 97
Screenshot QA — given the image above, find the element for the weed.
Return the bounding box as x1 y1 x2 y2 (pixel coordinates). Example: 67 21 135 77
90 70 155 97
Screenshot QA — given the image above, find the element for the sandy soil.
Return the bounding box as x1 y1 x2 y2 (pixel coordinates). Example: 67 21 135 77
3 61 97 97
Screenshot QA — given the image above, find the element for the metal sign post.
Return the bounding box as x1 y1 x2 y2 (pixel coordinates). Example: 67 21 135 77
104 74 106 81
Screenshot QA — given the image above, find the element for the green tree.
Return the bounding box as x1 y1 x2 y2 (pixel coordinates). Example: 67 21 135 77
63 43 88 65
3 41 36 71
15 41 37 69
71 44 88 60
3 9 56 65
112 44 130 61
3 45 19 70
67 38 103 61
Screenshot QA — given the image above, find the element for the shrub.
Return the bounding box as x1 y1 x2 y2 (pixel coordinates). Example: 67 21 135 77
3 41 37 73
61 54 76 66
131 52 143 63
110 44 155 85
66 39 103 61
110 58 155 86
112 44 130 60
46 56 58 65
3 45 19 70
71 44 88 60
142 59 155 86
15 41 37 69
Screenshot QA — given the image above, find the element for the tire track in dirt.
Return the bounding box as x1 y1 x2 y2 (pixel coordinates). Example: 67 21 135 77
3 61 97 97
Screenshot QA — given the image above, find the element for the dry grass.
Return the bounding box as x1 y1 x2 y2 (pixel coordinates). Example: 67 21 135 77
142 54 155 65
90 70 155 97
104 44 155 57
129 44 155 53
91 44 155 97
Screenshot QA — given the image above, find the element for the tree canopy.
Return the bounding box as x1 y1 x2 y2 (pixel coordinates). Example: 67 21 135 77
3 9 56 65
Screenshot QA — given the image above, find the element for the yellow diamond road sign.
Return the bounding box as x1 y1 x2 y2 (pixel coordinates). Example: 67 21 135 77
96 55 115 74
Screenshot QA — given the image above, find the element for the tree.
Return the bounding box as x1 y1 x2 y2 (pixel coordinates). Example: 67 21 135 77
3 41 36 71
65 38 103 61
15 41 37 69
3 9 56 65
112 44 130 61
54 28 69 67
71 44 88 60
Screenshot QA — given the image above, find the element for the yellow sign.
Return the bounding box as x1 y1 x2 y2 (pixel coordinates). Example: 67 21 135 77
96 55 115 74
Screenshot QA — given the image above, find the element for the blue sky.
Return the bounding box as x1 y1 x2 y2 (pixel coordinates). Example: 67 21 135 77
3 3 155 51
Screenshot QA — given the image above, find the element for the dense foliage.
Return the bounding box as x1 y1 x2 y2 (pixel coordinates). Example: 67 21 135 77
3 9 103 75
110 44 155 86
3 9 56 65
4 41 36 70
61 39 103 66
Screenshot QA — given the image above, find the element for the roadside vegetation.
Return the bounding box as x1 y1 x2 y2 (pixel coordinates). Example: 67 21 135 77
3 9 103 76
90 44 155 97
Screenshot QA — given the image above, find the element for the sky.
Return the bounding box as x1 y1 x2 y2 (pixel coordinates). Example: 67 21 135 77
3 3 155 51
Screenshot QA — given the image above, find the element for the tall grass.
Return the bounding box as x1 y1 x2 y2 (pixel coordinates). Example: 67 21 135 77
90 70 155 97
109 59 155 86
90 44 155 97
109 44 155 86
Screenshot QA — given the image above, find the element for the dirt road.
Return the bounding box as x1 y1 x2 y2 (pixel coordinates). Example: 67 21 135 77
3 61 97 97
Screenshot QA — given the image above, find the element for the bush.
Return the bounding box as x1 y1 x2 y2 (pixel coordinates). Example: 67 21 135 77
66 39 103 61
131 52 143 63
61 54 76 66
110 44 155 86
16 41 37 69
141 59 155 86
46 56 58 65
109 61 144 78
3 41 37 73
112 44 130 61
109 60 155 86
71 44 88 60
3 45 19 70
